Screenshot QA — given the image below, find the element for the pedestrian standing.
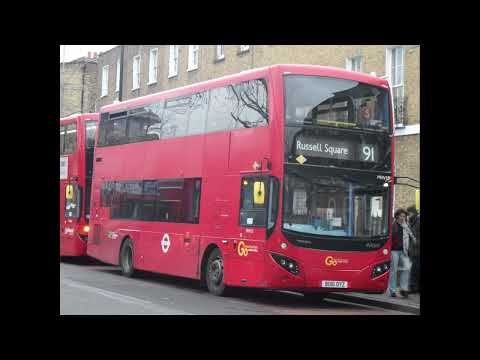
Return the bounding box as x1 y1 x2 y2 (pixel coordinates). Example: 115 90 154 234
387 208 416 298
407 206 420 293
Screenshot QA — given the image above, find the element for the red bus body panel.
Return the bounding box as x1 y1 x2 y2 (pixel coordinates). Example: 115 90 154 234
60 113 99 256
87 65 393 293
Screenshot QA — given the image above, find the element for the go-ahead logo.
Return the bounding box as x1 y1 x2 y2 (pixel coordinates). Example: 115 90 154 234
237 241 259 257
325 256 349 266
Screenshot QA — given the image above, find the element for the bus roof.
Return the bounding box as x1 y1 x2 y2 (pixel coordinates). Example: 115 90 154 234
101 64 389 114
60 113 99 124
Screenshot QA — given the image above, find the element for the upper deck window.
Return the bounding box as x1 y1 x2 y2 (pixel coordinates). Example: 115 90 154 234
284 75 390 133
63 123 77 154
60 125 65 153
85 121 98 149
97 77 268 147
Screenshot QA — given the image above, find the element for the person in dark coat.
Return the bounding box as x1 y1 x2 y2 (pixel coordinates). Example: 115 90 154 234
387 208 415 298
407 206 420 293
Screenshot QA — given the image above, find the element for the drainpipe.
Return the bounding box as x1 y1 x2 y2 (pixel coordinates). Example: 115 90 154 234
118 45 125 101
80 62 86 113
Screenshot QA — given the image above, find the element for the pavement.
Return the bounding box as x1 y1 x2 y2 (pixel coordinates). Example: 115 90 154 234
326 291 420 315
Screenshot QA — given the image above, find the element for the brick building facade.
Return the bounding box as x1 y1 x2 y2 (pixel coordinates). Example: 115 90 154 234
60 55 98 117
95 45 420 210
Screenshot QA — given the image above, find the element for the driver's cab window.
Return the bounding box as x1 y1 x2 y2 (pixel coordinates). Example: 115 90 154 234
239 177 267 227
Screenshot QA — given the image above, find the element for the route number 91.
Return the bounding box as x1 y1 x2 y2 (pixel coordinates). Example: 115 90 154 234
362 146 375 162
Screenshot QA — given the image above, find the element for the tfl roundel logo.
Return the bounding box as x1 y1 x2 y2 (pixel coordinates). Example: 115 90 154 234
161 233 171 253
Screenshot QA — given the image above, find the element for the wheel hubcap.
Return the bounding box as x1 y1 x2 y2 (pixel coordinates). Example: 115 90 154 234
124 247 132 271
209 258 223 286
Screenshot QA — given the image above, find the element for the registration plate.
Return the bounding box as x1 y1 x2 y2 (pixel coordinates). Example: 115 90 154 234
321 280 348 288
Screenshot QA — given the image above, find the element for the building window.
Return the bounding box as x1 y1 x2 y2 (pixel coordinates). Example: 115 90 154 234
386 47 405 127
239 45 250 53
116 58 120 92
346 56 362 72
216 45 224 60
169 45 179 78
132 55 140 90
148 48 158 84
188 45 199 71
101 65 109 97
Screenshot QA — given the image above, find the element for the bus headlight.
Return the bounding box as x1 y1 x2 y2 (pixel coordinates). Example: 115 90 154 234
371 261 390 278
271 253 300 275
83 225 90 233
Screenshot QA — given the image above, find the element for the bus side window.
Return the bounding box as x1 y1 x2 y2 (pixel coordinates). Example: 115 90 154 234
188 91 208 136
267 177 280 232
85 121 97 148
60 125 65 154
108 117 127 145
164 96 190 139
207 87 235 132
64 123 77 154
231 79 269 129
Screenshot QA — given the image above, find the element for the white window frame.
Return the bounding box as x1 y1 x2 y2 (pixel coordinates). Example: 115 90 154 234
101 65 109 97
385 46 405 127
216 45 224 60
132 55 140 90
239 45 250 53
187 45 199 71
115 58 120 92
148 48 158 85
168 45 179 78
345 56 362 72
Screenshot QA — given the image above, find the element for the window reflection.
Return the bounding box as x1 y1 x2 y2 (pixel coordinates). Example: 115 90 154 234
285 76 390 132
283 168 389 238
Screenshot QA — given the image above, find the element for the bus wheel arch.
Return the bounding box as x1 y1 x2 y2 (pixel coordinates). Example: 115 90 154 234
202 245 229 296
119 236 135 277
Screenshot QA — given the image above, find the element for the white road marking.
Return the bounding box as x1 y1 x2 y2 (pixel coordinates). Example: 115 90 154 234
61 277 192 314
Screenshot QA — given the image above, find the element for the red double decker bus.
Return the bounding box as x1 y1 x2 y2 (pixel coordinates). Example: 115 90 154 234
60 113 99 256
87 64 394 297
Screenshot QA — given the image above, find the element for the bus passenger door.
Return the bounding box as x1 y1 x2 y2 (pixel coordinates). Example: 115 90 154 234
89 185 107 256
179 179 202 279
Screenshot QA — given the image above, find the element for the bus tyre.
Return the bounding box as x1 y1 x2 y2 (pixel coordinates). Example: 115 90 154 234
303 292 326 302
119 239 135 277
206 248 227 296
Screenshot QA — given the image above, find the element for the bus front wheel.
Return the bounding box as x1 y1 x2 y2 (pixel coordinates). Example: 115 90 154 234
206 248 227 296
119 238 135 277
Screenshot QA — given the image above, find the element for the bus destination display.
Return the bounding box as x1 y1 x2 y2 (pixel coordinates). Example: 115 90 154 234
295 135 379 162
